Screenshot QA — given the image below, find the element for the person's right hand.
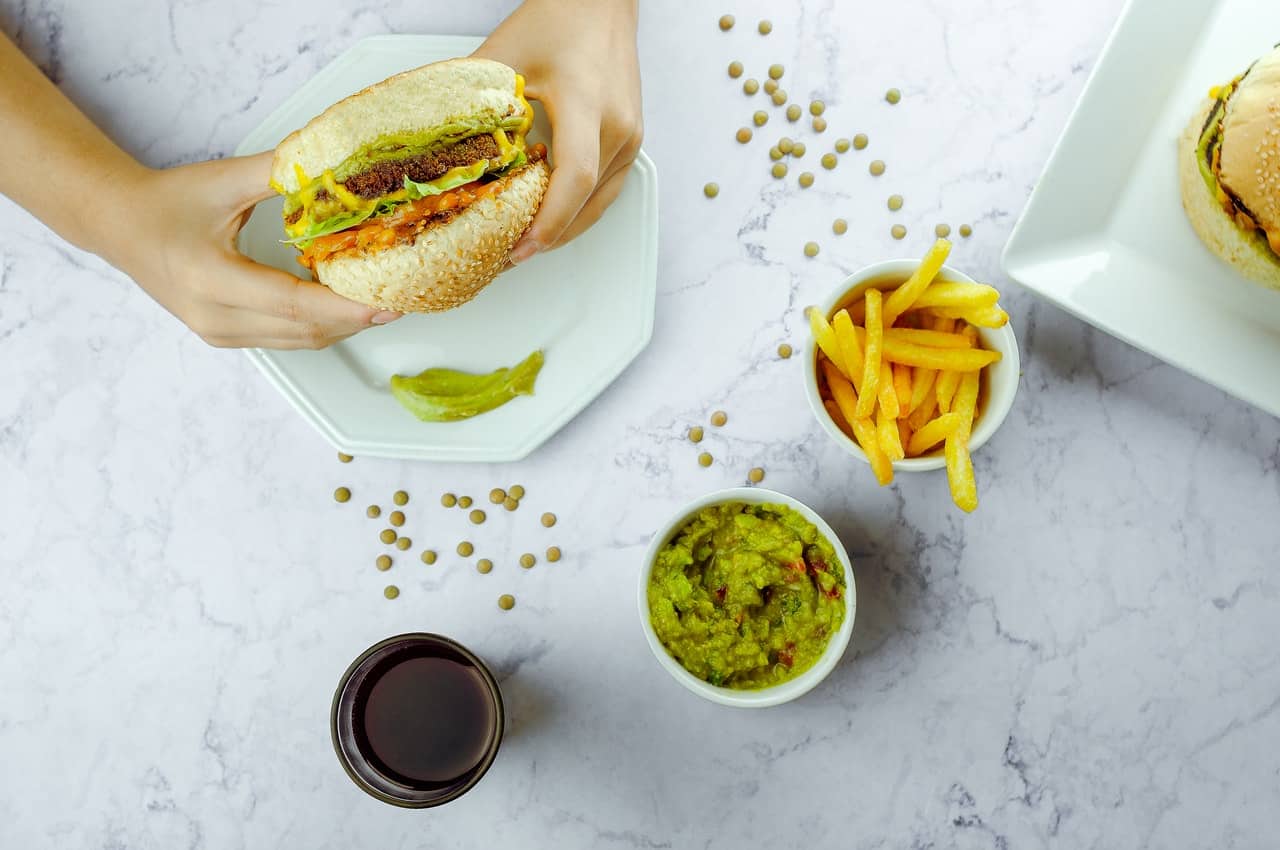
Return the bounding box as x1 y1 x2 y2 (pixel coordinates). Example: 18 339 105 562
109 152 401 349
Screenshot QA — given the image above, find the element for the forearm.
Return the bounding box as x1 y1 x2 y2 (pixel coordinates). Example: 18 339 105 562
0 32 147 257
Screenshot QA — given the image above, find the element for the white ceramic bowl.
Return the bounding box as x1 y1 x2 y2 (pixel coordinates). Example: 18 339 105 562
637 487 856 708
803 259 1021 472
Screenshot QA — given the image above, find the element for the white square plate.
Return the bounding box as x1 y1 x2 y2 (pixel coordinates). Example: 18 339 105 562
1002 0 1280 417
235 35 658 461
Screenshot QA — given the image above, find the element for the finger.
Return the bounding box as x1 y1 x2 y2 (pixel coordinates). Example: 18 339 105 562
216 307 372 349
512 105 601 261
548 166 629 250
222 256 398 331
211 151 279 210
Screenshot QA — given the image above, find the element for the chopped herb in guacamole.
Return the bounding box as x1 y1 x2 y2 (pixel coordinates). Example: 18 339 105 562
647 502 845 689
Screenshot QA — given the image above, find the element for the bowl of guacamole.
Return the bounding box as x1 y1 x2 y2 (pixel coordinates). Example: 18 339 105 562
638 488 856 707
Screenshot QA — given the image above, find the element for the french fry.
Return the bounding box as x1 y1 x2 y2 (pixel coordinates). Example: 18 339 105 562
822 361 861 433
922 305 1009 328
831 309 865 392
907 384 938 431
851 416 894 486
884 328 972 349
808 307 846 378
945 434 978 512
855 289 884 419
906 411 961 456
952 369 980 440
883 238 951 326
898 418 913 452
909 366 937 414
877 404 905 460
881 338 1000 372
910 282 1000 311
878 361 900 418
824 398 852 438
930 315 957 334
936 369 961 413
892 363 912 413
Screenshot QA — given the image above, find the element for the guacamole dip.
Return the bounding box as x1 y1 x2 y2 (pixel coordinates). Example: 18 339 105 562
647 502 845 689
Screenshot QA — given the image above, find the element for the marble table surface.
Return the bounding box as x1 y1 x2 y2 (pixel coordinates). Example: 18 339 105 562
4 0 1280 847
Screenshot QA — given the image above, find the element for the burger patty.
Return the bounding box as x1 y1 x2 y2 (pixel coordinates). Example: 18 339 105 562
341 134 502 199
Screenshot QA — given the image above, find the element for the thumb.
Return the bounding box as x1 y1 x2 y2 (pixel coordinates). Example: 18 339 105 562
216 150 279 209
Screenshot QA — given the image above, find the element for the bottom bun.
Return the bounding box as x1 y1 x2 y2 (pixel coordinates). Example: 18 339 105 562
1178 101 1280 291
315 158 551 312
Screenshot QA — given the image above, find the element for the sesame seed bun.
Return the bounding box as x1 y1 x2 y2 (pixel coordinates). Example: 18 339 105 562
313 158 549 313
1178 52 1280 292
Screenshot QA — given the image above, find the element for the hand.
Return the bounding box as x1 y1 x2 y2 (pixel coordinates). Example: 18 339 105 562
474 0 643 262
106 153 401 349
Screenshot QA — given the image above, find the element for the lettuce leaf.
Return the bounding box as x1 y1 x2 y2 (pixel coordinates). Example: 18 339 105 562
402 161 488 200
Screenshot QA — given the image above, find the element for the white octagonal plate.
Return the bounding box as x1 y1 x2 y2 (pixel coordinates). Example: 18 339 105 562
235 34 658 461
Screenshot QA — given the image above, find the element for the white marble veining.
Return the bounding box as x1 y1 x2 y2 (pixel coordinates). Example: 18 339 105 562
4 0 1280 847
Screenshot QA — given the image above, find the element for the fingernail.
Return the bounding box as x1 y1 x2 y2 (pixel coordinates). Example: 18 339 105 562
370 311 403 325
509 238 541 265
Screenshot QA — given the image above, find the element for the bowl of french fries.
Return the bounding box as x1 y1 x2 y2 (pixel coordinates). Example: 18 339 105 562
803 239 1019 512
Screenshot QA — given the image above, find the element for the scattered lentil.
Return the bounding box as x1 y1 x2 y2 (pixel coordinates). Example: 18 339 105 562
477 559 493 574
891 224 907 240
833 218 848 235
489 488 507 504
384 585 399 600
771 163 788 179
711 410 728 427
935 223 952 238
792 142 806 158
420 550 437 565
736 127 753 143
541 512 557 528
719 14 734 30
520 553 537 569
758 19 772 34
389 510 405 527
853 133 869 150
778 343 793 358
835 138 851 153
396 537 412 551
888 194 903 211
960 224 973 238
509 485 526 500
728 60 743 78
869 160 886 176
770 89 787 106
743 78 759 95
812 116 827 133
366 505 381 519
457 541 474 557
809 100 825 116
334 487 351 503
804 241 820 258
821 152 837 169
337 452 353 463
503 497 519 511
376 554 392 571
786 104 801 122
689 425 705 443
441 493 457 507
769 146 783 161
698 452 714 467
393 490 409 506
458 496 473 509
768 63 784 80
748 467 766 483
778 137 794 154
546 546 562 563
704 182 720 198
885 87 901 104
798 171 815 188
753 110 768 127
380 529 397 544
764 79 778 95
498 594 515 610
469 509 486 525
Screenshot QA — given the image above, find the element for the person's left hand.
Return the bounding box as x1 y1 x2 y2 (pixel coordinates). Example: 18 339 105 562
474 0 643 263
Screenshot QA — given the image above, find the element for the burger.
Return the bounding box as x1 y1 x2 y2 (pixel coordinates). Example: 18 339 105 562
269 58 549 312
1179 45 1280 291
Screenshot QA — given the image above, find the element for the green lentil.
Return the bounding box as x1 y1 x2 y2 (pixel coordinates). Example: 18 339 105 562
541 512 557 528
853 133 869 150
812 116 827 133
380 529 397 545
798 172 814 188
509 485 525 500
768 63 784 80
458 496 473 509
728 60 743 78
719 14 734 30
457 541 474 557
778 137 794 154
396 537 411 551
891 224 907 240
698 452 714 467
503 496 519 511
498 594 515 611
689 425 705 443
769 146 783 161
736 127 753 143
869 160 886 176
833 218 848 235
337 452 353 463
376 554 392 571
441 493 457 507
809 100 825 116
743 78 759 95
420 550 437 565
389 510 405 527
704 182 720 198
792 142 806 158
366 505 381 519
477 559 493 574
885 87 901 104
520 553 536 569
778 343 793 359
804 241 820 258
935 223 952 238
771 163 788 179
546 547 562 563
821 152 837 169
392 490 408 506
835 138 851 153
711 410 728 427
764 79 778 95
384 585 399 600
960 224 973 238
748 467 766 483
888 194 903 211
489 488 507 504
753 110 768 127
786 104 801 122
333 487 351 503
772 90 789 107
758 19 772 34
470 509 486 525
